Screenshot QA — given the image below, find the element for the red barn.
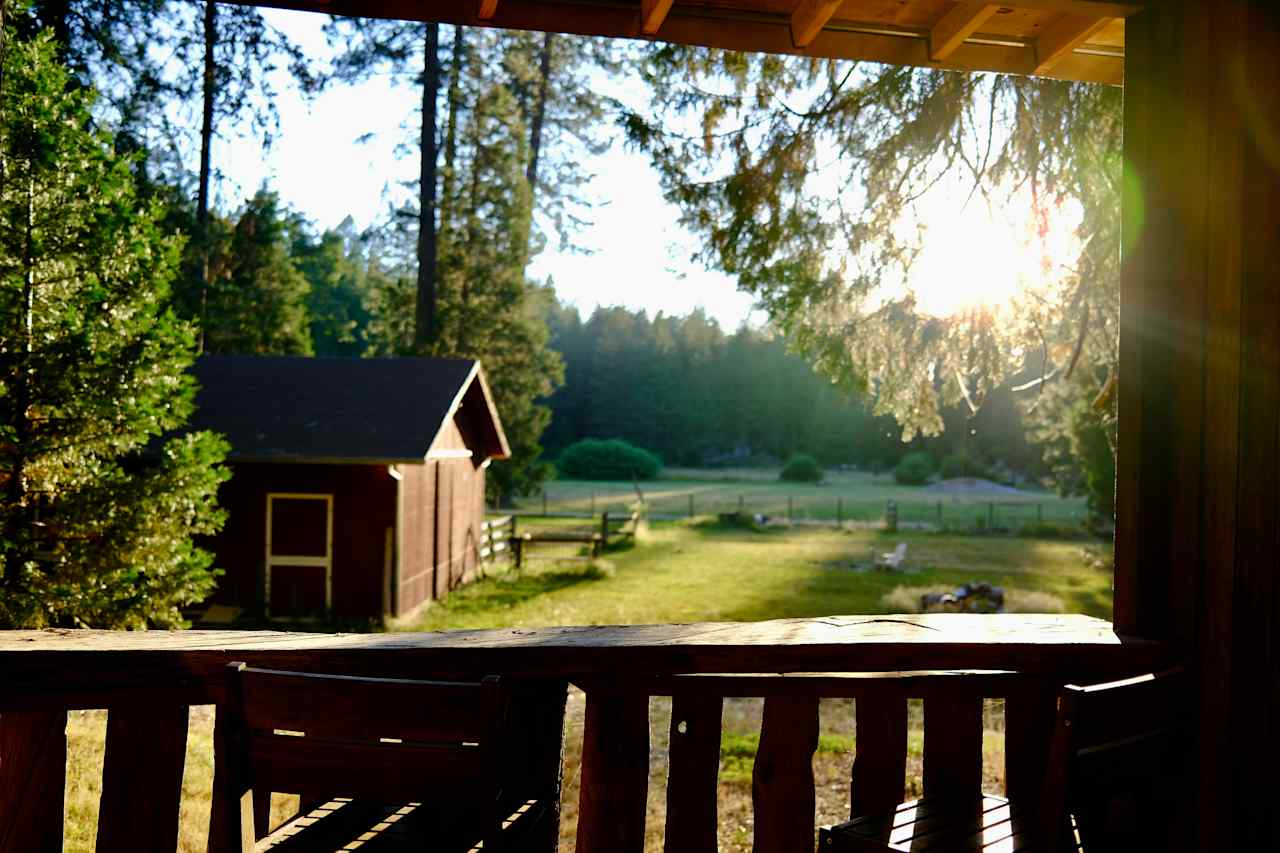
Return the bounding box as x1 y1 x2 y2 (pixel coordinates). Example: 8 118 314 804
188 355 509 622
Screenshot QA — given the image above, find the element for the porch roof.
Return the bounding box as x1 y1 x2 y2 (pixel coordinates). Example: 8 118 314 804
235 0 1133 85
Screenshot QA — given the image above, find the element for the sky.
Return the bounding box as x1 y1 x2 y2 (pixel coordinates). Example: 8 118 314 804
211 9 1080 332
214 9 762 331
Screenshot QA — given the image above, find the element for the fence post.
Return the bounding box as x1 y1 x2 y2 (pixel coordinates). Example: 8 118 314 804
988 502 995 529
601 512 610 545
936 500 943 527
591 492 596 517
787 496 794 523
511 515 518 541
886 499 898 533
739 494 745 513
688 494 695 518
836 498 843 528
542 488 547 516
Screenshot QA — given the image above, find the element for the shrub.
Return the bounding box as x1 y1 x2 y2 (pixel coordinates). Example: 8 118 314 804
779 453 823 483
939 453 990 481
894 452 935 485
556 439 662 481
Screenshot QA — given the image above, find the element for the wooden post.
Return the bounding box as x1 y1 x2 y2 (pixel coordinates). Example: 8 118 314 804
542 488 547 516
937 500 943 526
590 492 596 517
787 495 793 523
752 696 818 853
576 691 649 853
664 695 722 853
0 711 66 853
738 494 745 513
988 501 995 529
885 499 897 533
96 706 189 852
601 511 610 545
688 493 694 518
852 693 907 815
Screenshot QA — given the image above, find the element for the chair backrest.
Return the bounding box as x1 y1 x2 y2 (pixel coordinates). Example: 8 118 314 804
221 663 508 805
1038 667 1189 850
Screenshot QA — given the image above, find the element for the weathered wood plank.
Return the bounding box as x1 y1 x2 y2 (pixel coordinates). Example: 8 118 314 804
1002 685 1057 802
0 711 66 853
576 692 649 853
851 693 906 815
663 694 722 853
95 705 188 853
752 695 818 853
929 2 998 61
923 693 984 799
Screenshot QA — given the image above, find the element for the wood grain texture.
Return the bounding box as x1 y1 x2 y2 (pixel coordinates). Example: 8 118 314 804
790 0 843 47
929 2 998 61
1002 684 1057 803
851 694 907 815
96 705 189 853
923 693 983 799
1033 12 1113 73
0 711 65 853
640 0 674 33
752 695 818 853
663 695 721 853
576 692 649 853
218 0 1126 85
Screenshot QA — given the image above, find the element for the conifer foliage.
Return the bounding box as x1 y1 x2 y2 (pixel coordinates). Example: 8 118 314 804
0 22 229 628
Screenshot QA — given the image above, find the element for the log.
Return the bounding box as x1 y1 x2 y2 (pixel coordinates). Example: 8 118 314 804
923 693 984 798
851 693 907 815
663 694 722 853
576 691 649 853
96 705 189 853
752 695 818 853
0 711 66 853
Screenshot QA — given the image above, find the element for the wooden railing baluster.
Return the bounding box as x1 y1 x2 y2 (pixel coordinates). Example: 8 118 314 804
663 694 722 853
95 705 189 853
0 710 67 853
1004 683 1058 801
576 691 649 853
923 693 984 798
851 692 907 814
752 695 818 853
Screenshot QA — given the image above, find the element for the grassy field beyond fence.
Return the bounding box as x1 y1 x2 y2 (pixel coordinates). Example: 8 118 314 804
515 468 1088 530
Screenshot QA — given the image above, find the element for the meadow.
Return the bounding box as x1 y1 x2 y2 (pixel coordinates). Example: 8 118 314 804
516 468 1089 530
59 515 1111 852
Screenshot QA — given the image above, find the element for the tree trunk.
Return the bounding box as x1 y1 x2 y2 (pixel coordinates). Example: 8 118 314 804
440 25 464 243
197 0 216 353
526 32 553 192
414 22 440 351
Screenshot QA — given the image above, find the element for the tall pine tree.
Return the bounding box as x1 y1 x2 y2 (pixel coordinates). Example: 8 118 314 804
0 19 229 628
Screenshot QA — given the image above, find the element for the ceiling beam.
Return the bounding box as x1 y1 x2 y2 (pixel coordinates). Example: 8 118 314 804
640 0 675 34
478 0 500 19
1034 13 1113 74
790 0 844 48
929 2 998 62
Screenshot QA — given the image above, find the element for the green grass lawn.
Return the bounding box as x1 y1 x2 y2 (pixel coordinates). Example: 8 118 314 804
514 468 1088 529
409 519 1113 632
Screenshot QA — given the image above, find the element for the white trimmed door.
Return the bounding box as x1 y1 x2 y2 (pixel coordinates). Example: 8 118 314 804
264 493 333 618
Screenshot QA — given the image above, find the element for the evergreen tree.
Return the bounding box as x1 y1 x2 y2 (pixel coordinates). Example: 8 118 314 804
202 190 313 355
0 22 228 628
290 218 373 357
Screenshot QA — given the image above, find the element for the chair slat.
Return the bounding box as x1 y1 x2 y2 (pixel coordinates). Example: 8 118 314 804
923 694 983 798
752 695 819 853
238 667 489 743
1064 668 1187 750
663 694 722 853
851 693 907 815
96 705 188 853
576 691 650 853
247 732 488 800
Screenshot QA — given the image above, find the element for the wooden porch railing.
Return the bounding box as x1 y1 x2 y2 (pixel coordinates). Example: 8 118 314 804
0 615 1166 853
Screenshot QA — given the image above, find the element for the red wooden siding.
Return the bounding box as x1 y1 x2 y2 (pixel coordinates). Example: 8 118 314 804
207 463 397 619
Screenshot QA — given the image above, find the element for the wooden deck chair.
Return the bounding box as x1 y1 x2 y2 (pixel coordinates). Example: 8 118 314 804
213 663 560 852
820 667 1189 851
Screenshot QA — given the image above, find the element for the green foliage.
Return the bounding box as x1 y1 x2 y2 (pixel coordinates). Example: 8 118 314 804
0 25 229 628
779 453 822 483
940 453 991 481
556 439 662 481
894 452 935 486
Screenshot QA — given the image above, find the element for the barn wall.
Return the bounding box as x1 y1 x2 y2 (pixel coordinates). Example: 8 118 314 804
397 460 437 615
206 462 397 620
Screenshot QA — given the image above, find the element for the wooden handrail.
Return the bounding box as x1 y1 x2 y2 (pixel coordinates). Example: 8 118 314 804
0 617 1164 853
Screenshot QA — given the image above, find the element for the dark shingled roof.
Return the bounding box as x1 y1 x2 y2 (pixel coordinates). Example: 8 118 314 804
188 355 508 463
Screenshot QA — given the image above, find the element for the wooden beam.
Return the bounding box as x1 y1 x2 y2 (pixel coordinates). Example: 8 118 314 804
929 2 999 62
0 712 66 853
477 0 499 20
640 0 674 34
96 706 190 853
1033 13 1113 74
789 0 843 48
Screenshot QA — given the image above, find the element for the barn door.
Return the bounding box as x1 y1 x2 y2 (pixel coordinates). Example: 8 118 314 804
265 493 333 618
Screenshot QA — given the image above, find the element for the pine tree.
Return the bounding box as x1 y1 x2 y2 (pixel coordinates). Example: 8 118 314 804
0 22 229 628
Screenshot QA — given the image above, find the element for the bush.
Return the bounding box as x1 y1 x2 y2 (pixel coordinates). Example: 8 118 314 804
556 439 662 481
779 453 823 483
894 452 935 486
